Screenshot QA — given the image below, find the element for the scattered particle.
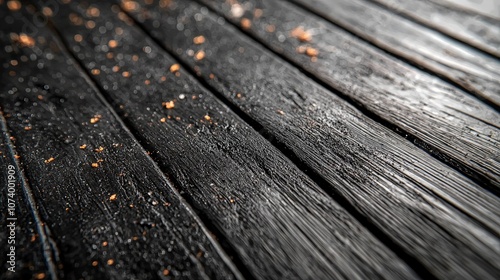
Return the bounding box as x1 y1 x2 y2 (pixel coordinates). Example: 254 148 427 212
160 117 166 123
163 269 170 276
24 126 31 131
122 71 131 77
152 201 158 206
15 33 36 48
35 272 45 280
160 76 167 82
236 93 242 99
296 45 307 54
132 55 139 61
91 69 100 75
91 162 99 168
87 7 100 17
44 157 55 164
194 50 205 61
112 65 120 72
129 204 134 208
230 198 235 203
163 101 175 109
106 52 114 59
121 1 138 12
291 27 312 42
193 35 205 44
109 194 117 201
42 7 53 17
107 259 114 266
209 73 215 79
7 1 21 11
37 95 44 100
169 64 180 73
204 115 211 121
108 40 118 48
306 47 318 57
80 144 87 149
241 18 251 29
74 34 83 42
86 20 95 29
92 261 98 267
102 241 108 247
230 3 244 18
266 23 278 33
65 207 69 212
95 146 104 153
277 110 285 115
14 155 20 159
254 9 263 18
144 79 150 85
90 115 101 124
178 94 185 100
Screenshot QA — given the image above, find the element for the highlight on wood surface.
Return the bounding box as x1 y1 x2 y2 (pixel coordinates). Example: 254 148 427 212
0 0 498 279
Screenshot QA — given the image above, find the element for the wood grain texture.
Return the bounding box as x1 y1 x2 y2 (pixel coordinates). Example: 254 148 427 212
197 0 500 191
36 1 421 279
0 117 53 279
367 0 500 57
286 0 500 108
121 0 500 278
0 5 241 280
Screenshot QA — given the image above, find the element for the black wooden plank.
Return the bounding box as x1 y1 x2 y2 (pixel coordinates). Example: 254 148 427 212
12 2 421 280
0 4 242 280
0 117 54 279
196 0 500 191
116 0 500 278
368 0 500 57
286 0 500 108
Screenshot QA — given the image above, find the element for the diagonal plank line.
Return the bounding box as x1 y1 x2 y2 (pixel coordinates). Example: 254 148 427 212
42 15 248 280
0 112 60 280
190 0 499 196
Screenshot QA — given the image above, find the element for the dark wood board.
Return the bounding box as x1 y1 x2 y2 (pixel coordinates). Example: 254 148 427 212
286 0 500 108
196 0 500 191
24 1 421 279
0 4 242 280
0 117 53 279
113 0 500 278
368 0 500 57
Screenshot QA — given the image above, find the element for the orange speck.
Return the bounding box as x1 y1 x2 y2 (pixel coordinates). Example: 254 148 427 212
108 40 118 48
266 24 275 33
160 117 166 123
305 47 318 57
106 52 114 59
91 69 100 75
86 20 95 29
291 26 312 42
163 269 170 276
7 1 21 11
91 163 99 168
194 50 205 61
122 71 131 77
112 65 120 72
74 34 83 42
241 18 251 29
92 261 98 267
160 76 167 82
209 73 215 79
16 33 36 47
109 194 117 201
102 241 108 246
107 259 114 265
24 126 31 130
35 272 46 280
163 101 175 109
44 157 55 163
80 144 87 149
95 146 104 152
277 110 285 115
204 115 211 121
254 9 263 18
169 64 180 73
144 79 150 85
87 7 100 17
121 1 139 12
193 35 205 44
42 7 53 17
90 115 101 124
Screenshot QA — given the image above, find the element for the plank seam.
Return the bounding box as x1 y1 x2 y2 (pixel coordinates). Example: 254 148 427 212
0 112 60 280
191 0 499 196
118 5 442 279
43 18 248 280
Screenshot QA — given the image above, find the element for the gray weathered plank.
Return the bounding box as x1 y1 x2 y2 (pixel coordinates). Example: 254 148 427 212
367 0 500 57
21 1 421 279
0 117 54 279
119 0 500 278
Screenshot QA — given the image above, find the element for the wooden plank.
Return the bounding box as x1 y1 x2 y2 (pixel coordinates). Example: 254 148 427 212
367 0 500 57
118 0 500 278
0 117 54 279
286 0 500 108
7 2 421 280
0 5 242 280
196 0 500 191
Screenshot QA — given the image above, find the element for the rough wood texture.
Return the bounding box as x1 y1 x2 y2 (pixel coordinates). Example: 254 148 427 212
286 0 500 108
197 0 500 191
117 0 500 278
33 1 421 279
368 0 500 57
0 5 241 280
0 117 52 279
